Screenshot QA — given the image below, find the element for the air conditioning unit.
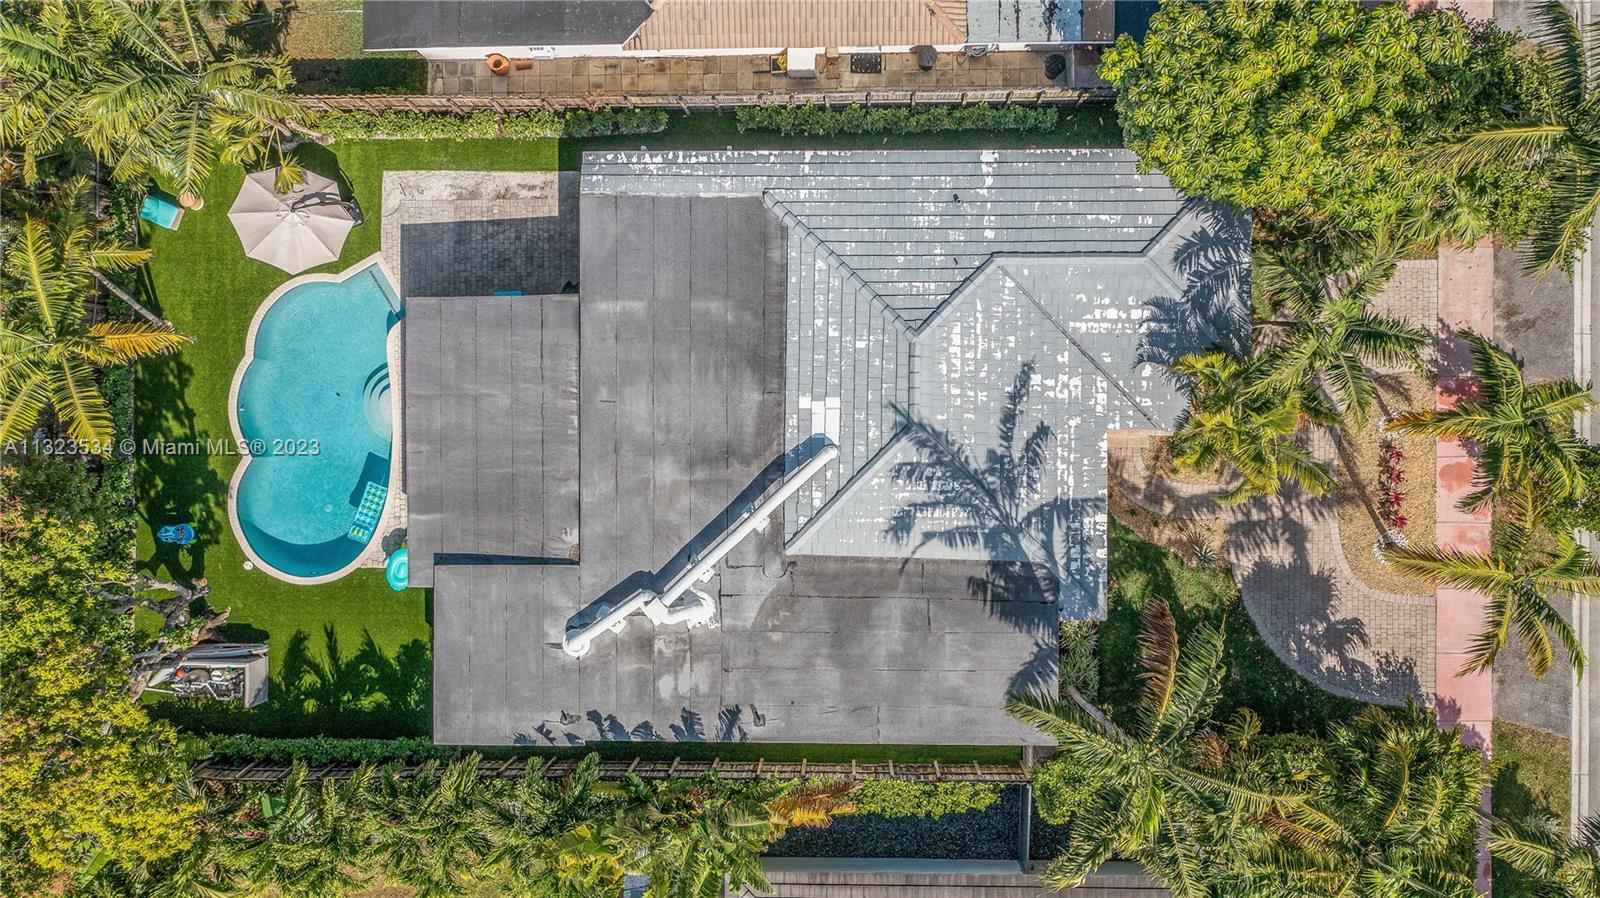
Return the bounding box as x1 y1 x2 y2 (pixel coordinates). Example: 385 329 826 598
786 47 820 79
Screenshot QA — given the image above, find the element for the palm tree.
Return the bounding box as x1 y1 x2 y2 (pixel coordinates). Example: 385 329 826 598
0 0 306 196
610 776 784 898
1447 1 1600 274
1250 240 1429 428
1167 351 1335 504
0 178 188 449
1386 491 1600 678
1492 812 1600 898
1009 598 1301 898
225 763 375 898
1387 331 1593 512
367 757 494 898
478 754 627 898
1254 704 1486 898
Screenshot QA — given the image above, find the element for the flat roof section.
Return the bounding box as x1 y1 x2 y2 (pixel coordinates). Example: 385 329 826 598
363 0 652 51
403 294 579 588
433 564 580 745
426 191 1052 746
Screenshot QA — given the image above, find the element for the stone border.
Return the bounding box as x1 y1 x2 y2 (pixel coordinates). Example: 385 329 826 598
226 252 403 586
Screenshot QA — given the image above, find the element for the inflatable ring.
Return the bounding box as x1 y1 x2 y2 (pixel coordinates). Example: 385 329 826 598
386 547 409 591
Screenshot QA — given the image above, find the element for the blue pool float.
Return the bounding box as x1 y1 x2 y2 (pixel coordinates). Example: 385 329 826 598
386 547 409 591
157 523 196 545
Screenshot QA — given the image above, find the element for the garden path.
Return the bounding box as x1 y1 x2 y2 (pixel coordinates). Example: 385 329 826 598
1109 433 1437 708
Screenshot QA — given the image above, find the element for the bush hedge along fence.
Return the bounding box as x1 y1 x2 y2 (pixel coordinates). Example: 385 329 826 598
199 736 1008 820
734 103 1058 136
316 107 669 141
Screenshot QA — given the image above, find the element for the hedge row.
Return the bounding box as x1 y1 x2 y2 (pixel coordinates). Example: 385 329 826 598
201 734 454 765
735 103 1059 136
847 779 1002 819
317 107 669 141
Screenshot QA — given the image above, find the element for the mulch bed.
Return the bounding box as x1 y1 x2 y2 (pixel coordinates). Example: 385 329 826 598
1333 372 1436 598
1110 432 1227 565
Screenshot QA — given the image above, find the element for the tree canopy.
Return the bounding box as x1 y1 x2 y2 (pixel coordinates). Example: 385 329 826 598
0 0 304 195
0 508 199 896
1099 0 1546 240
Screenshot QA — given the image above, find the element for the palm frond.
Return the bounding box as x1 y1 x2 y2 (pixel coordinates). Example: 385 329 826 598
1383 545 1515 594
86 321 190 362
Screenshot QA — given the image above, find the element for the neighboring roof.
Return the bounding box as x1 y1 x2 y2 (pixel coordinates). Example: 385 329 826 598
966 0 1080 42
403 294 580 588
584 149 1251 618
363 0 652 51
624 0 966 51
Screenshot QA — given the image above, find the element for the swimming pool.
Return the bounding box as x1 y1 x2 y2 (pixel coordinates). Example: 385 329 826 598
228 254 402 583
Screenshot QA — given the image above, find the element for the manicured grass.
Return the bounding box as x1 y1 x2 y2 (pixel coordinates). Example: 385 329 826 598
136 140 555 737
1492 720 1571 898
1492 719 1570 823
1099 522 1365 735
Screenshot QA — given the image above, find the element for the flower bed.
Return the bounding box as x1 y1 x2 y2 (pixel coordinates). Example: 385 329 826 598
1336 373 1435 597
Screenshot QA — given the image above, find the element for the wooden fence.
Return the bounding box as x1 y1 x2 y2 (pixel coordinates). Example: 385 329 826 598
195 755 1034 786
295 88 1110 115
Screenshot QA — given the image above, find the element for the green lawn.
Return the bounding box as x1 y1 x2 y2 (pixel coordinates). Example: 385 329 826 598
1491 720 1571 898
136 111 1121 740
137 140 554 737
1098 522 1365 735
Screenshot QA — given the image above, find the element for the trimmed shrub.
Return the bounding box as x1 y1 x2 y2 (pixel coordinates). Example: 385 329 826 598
560 107 669 138
846 780 1002 819
317 107 669 141
1058 620 1100 701
202 734 455 765
734 103 1058 136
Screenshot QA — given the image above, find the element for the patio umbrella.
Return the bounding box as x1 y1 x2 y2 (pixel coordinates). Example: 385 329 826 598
227 168 355 274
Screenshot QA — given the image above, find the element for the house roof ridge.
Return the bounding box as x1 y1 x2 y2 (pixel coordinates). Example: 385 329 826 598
785 423 911 554
764 192 916 337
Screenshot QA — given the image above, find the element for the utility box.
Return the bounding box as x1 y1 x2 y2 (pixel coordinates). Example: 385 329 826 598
145 643 270 707
786 47 821 79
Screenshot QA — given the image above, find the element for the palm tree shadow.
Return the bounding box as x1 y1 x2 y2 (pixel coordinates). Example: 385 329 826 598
131 265 226 583
884 362 1098 630
148 625 431 737
1137 199 1253 376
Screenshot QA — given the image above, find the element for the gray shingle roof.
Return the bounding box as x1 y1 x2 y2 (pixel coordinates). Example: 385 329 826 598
584 149 1248 619
363 0 652 51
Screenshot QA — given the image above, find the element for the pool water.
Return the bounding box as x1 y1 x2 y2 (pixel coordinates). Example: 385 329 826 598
232 262 401 581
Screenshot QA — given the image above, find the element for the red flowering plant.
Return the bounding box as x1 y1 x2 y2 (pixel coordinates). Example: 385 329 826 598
1378 440 1406 532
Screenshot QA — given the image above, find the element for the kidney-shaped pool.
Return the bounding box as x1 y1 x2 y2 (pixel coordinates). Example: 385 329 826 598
229 255 402 583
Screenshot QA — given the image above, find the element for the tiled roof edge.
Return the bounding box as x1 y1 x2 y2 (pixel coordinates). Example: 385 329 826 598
764 191 916 338
784 422 911 554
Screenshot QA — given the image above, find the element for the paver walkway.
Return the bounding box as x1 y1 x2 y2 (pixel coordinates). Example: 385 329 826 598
1109 432 1436 707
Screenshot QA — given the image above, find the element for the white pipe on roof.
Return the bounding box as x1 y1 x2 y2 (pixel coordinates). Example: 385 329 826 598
563 436 839 658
